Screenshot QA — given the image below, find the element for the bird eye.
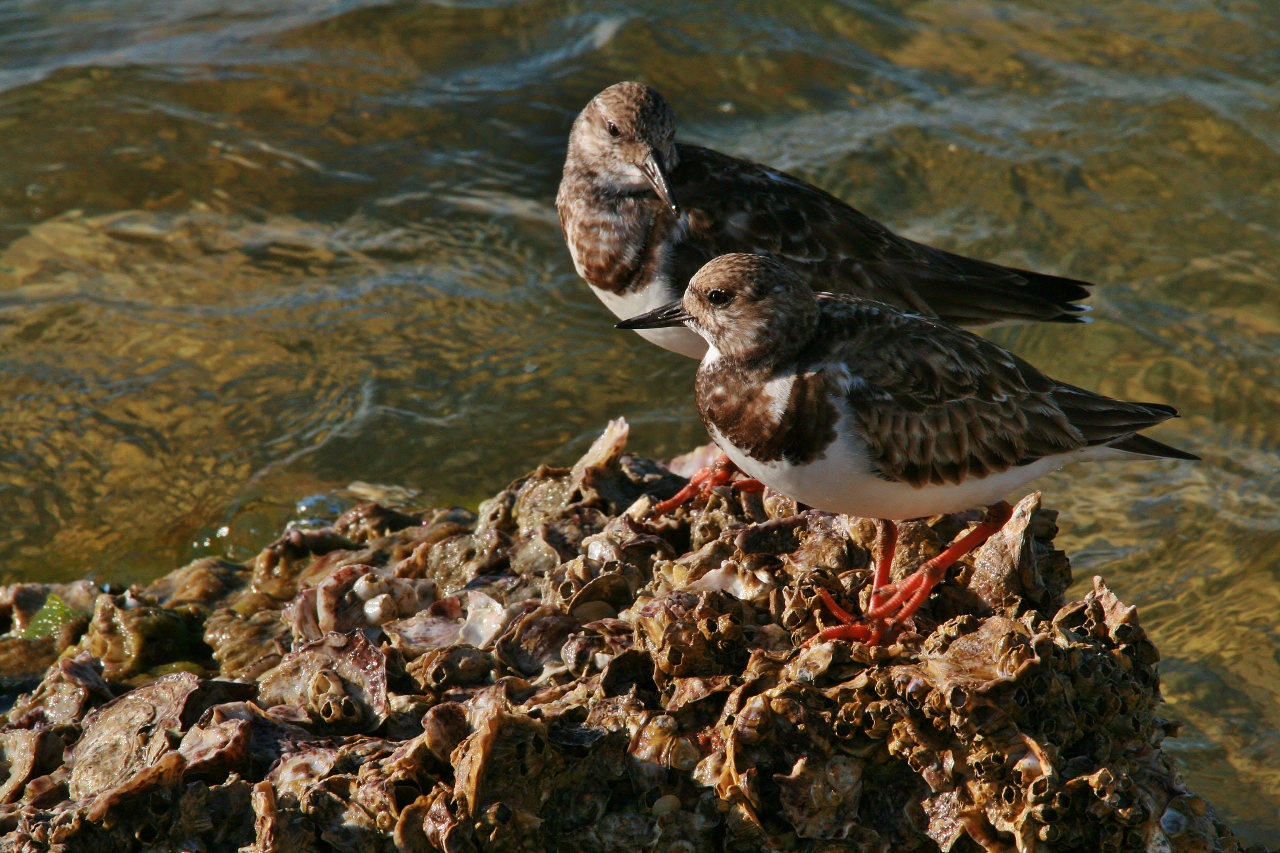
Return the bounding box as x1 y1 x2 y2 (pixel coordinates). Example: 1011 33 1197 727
606 120 621 138
706 289 733 307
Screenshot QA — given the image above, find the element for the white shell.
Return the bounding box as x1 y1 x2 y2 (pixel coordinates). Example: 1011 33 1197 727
353 573 391 602
362 594 398 625
571 600 617 622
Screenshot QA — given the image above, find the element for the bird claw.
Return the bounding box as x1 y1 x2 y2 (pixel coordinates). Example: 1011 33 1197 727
803 588 887 647
651 454 762 516
809 622 879 645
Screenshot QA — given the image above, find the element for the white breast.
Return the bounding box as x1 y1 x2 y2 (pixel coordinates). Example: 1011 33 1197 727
708 412 1121 520
591 283 709 359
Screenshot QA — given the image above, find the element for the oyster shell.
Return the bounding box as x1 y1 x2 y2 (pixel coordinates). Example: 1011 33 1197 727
0 730 63 804
381 590 510 661
66 672 253 799
78 592 208 680
966 493 1071 616
178 715 251 784
334 502 423 543
204 603 291 677
251 526 358 601
3 652 113 730
493 604 579 678
142 556 249 609
408 644 495 692
309 563 437 635
772 753 863 839
428 529 514 593
382 595 467 659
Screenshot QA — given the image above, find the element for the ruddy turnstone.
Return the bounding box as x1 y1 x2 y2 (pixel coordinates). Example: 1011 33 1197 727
617 254 1198 643
559 81 1092 361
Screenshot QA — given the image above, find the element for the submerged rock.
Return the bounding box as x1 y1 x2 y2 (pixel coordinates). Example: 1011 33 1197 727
0 421 1265 853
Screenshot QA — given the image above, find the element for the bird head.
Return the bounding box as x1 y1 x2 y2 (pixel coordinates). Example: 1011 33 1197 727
618 254 820 364
567 82 680 214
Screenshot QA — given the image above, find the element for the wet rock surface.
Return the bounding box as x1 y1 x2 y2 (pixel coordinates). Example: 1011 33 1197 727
0 420 1267 852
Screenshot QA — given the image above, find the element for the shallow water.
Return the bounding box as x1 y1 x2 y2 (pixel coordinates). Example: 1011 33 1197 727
0 0 1278 841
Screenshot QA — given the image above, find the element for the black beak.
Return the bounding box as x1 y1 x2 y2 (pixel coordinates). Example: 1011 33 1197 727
615 300 693 330
639 149 680 215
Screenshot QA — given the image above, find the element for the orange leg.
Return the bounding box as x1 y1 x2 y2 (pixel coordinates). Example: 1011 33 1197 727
804 503 1012 647
806 519 897 647
865 501 1013 629
818 587 858 623
871 519 898 594
652 453 763 515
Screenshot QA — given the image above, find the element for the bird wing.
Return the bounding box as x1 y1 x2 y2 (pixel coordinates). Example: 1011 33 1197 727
807 296 1176 486
672 145 1090 325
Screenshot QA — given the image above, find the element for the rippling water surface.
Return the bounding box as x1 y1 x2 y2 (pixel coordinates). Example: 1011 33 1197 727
1 0 1278 840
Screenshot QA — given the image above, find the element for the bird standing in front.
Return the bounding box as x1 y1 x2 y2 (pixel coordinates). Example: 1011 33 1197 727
618 254 1198 644
558 81 1092 361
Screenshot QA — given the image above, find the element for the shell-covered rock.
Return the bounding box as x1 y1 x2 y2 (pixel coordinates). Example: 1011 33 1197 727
0 426 1265 853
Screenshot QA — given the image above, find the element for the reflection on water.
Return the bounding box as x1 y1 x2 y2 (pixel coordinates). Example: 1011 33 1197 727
0 0 1278 841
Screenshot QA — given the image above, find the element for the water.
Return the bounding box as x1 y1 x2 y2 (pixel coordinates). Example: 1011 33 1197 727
1 0 1278 841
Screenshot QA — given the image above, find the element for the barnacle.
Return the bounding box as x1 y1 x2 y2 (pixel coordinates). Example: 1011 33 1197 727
408 644 495 691
256 631 390 733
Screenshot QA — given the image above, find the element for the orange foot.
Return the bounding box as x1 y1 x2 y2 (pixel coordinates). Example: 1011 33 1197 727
806 502 1013 646
652 452 764 516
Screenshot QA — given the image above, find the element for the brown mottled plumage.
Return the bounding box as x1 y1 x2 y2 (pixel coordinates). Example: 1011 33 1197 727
697 366 840 468
618 255 1196 519
562 83 1092 360
798 297 1177 487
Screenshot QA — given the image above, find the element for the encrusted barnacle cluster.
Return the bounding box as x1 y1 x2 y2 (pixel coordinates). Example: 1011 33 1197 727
631 589 750 684
0 421 1265 853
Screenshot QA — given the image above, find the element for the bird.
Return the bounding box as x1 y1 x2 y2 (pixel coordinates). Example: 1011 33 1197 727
557 81 1092 362
616 254 1198 644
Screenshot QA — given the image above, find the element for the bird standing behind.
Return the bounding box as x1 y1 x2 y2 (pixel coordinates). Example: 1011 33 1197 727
618 254 1197 644
559 82 1092 360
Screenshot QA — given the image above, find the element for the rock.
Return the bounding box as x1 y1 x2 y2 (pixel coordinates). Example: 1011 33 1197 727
0 423 1264 853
